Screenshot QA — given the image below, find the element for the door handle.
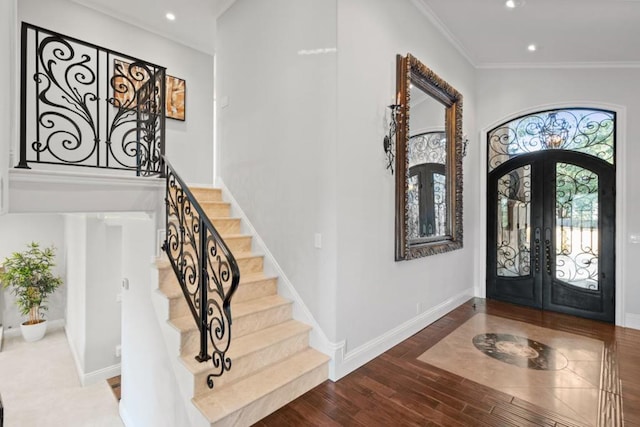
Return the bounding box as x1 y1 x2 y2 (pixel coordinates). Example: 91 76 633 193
544 227 552 275
534 227 541 273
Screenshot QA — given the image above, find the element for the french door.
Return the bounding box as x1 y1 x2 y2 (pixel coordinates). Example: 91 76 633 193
487 150 615 322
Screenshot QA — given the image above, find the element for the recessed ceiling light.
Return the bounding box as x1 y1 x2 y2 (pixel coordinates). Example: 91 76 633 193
505 0 525 8
165 12 176 21
527 44 537 52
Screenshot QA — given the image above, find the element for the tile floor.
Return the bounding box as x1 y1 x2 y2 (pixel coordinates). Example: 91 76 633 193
0 328 123 427
418 313 606 426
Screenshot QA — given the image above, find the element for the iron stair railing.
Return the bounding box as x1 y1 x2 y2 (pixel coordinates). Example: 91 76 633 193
19 23 166 176
162 155 241 388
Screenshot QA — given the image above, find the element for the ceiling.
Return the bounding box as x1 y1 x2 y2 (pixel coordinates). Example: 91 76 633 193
72 0 640 67
418 0 640 67
71 0 233 54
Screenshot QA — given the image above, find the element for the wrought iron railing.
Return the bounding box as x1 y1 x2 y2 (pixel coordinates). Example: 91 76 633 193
19 23 166 176
162 156 240 388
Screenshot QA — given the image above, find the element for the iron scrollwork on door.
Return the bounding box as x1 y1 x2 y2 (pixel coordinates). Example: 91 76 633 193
555 163 600 289
496 165 532 277
488 109 614 172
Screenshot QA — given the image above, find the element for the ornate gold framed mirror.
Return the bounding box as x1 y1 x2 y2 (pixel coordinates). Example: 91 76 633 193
395 54 463 260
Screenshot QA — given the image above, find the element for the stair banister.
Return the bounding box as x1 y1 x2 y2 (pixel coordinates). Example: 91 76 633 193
161 155 240 389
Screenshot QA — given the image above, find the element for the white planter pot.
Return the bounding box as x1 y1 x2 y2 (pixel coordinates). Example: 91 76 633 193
20 319 47 342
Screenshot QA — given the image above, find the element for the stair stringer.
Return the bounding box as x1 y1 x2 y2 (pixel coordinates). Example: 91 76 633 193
214 178 339 378
149 263 210 427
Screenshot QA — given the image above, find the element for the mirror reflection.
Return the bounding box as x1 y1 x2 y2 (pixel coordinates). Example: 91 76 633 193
395 53 463 260
407 84 448 241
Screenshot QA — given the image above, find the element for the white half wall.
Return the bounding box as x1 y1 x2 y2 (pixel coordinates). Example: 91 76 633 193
476 67 639 326
119 214 191 427
17 0 215 184
0 0 17 214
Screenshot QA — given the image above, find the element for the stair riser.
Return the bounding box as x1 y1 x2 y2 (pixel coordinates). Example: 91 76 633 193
168 278 278 320
210 362 328 427
193 332 310 397
169 277 278 319
158 267 176 295
212 219 241 234
180 304 293 356
223 236 252 253
159 257 262 295
163 275 278 321
203 204 230 218
238 257 264 275
170 295 194 320
190 188 222 202
232 278 277 303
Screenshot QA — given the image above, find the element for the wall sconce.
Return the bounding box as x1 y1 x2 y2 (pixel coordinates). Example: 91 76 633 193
384 103 400 174
462 134 469 158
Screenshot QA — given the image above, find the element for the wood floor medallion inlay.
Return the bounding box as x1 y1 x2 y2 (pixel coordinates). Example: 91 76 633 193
418 314 615 426
472 333 569 370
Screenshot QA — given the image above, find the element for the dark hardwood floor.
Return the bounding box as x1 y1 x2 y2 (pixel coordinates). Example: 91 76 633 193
257 298 640 426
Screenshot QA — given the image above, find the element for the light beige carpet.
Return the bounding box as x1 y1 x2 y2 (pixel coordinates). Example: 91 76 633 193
418 313 605 426
0 328 123 427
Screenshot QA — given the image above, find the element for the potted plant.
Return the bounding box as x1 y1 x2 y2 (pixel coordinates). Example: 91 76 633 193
0 242 63 342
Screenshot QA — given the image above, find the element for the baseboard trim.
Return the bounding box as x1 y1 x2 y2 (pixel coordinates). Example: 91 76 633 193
625 313 640 330
216 178 337 374
119 400 134 427
4 318 65 338
331 288 474 380
83 364 121 386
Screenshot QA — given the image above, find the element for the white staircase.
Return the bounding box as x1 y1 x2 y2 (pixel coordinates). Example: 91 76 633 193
154 187 329 426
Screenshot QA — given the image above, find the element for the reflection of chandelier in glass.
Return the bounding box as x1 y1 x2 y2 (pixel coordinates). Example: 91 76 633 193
540 112 569 149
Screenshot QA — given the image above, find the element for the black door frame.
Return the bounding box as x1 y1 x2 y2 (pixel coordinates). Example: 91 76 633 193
487 150 616 322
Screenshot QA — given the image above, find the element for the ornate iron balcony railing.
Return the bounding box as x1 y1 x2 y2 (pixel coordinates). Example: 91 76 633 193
19 23 166 176
162 156 241 388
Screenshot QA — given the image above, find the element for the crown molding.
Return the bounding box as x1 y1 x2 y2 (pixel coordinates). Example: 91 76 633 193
409 0 477 68
476 61 640 70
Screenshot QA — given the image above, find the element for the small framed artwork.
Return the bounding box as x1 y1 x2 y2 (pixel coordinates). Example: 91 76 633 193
113 59 186 121
165 75 185 121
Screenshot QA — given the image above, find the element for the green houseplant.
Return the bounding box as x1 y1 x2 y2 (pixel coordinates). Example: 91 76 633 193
0 242 63 341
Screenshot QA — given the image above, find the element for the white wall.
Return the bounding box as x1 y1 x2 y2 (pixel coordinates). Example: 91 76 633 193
119 215 191 427
334 0 478 358
17 0 215 184
217 0 479 375
64 214 123 383
0 0 17 214
65 214 87 370
0 214 67 330
217 0 339 340
476 67 640 326
84 217 122 373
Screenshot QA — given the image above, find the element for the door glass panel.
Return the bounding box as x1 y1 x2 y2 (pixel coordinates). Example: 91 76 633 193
555 163 599 290
496 165 531 277
488 109 615 172
408 174 420 239
433 173 446 236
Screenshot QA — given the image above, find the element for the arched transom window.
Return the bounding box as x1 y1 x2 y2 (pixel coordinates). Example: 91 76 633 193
487 108 615 172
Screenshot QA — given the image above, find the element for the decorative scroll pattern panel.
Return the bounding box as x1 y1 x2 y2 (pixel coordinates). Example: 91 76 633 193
488 109 614 172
